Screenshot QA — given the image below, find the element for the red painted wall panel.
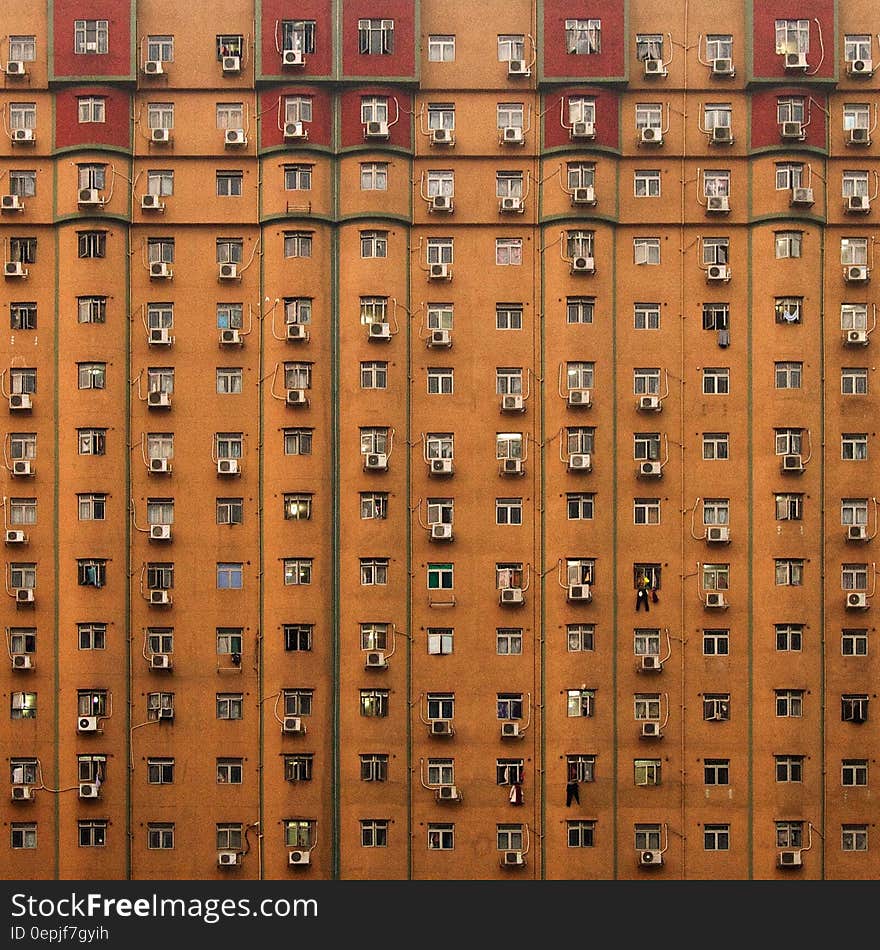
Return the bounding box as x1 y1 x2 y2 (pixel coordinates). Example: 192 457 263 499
542 0 626 78
751 0 835 79
544 87 619 149
259 87 333 148
750 87 827 149
341 0 416 77
339 88 412 148
55 86 130 148
259 0 333 77
52 0 132 78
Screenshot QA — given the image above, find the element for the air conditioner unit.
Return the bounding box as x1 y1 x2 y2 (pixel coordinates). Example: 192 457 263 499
222 56 241 73
78 716 98 733
849 58 873 76
508 59 530 76
781 121 804 140
218 851 240 866
502 394 524 411
640 654 662 671
149 589 171 605
640 721 662 738
639 849 663 866
429 263 450 280
219 262 238 279
158 707 173 720
777 849 803 868
149 524 171 541
148 327 172 346
430 522 453 540
364 453 388 471
5 262 27 278
711 58 734 76
1 194 23 211
639 461 662 478
147 391 170 408
784 51 808 70
286 324 308 341
12 460 33 476
846 265 869 282
571 256 595 273
644 58 667 76
217 458 240 475
288 849 310 865
149 457 170 473
502 850 525 867
848 127 870 145
705 592 727 608
706 525 730 543
143 60 163 75
638 395 661 411
571 186 596 206
15 588 34 603
150 653 172 669
78 188 102 206
5 61 25 76
282 716 304 734
141 194 164 212
5 530 26 544
706 264 730 281
431 128 454 145
790 187 814 206
225 129 246 146
500 587 524 605
286 389 307 406
568 584 591 602
568 453 592 471
568 389 592 407
571 120 595 139
282 49 304 67
428 328 451 348
149 262 171 279
365 120 389 139
847 592 868 609
640 127 662 145
847 195 869 213
365 651 387 669
846 329 869 345
11 654 33 669
847 524 868 541
11 784 33 800
430 719 453 736
501 721 520 738
437 784 461 801
500 196 523 213
706 195 730 213
79 782 100 799
217 329 241 347
501 458 523 475
9 393 32 410
431 194 453 213
12 129 34 143
431 458 453 475
502 126 524 144
368 322 391 340
151 128 170 143
283 121 307 141
782 454 804 472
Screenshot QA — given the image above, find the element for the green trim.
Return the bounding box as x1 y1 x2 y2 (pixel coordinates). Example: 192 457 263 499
47 0 55 84
542 145 623 160
745 1 754 82
258 145 335 159
52 157 60 881
540 212 619 227
333 0 342 81
337 145 414 158
48 75 138 85
260 212 337 226
749 145 829 159
54 213 132 226
53 144 134 159
335 212 411 226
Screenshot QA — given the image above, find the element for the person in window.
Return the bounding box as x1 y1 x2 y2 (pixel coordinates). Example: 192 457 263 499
636 572 651 611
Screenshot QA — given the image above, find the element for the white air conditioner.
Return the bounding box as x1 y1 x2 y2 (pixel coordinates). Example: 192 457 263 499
782 454 804 472
639 849 663 866
638 395 661 411
777 849 803 868
640 127 662 145
5 261 27 278
571 120 595 139
5 61 26 76
568 453 592 471
849 58 873 76
571 186 596 206
568 388 592 407
502 126 524 144
431 128 454 145
848 127 870 145
790 187 814 206
9 393 32 410
79 782 100 799
502 394 524 411
15 588 34 603
846 195 869 213
364 453 388 471
706 525 730 543
282 716 305 734
500 196 523 212
431 457 453 475
846 265 869 282
502 850 525 867
5 530 26 544
150 653 172 669
286 324 308 341
500 587 524 605
571 256 595 273
644 58 667 76
149 524 171 541
430 522 453 540
157 707 173 720
149 327 172 345
501 721 520 738
508 59 529 76
639 460 662 478
149 261 171 279
218 851 240 866
11 654 33 670
781 120 804 140
429 263 450 280
149 457 170 473
149 589 171 605
711 58 734 76
847 592 868 609
708 125 733 145
12 459 33 476
217 458 240 475
286 389 307 406
368 322 391 340
706 264 730 281
12 129 34 143
225 129 246 146
501 458 523 475
847 524 868 541
219 328 241 346
282 49 304 67
704 592 727 608
428 328 451 347
430 718 453 736
147 391 170 408
436 784 461 801
431 194 453 212
150 128 170 143
143 60 163 75
288 849 310 865
11 784 33 800
141 194 164 211
365 651 387 669
706 195 730 213
784 51 808 70
846 330 868 350
219 262 238 279
1 194 23 211
222 56 241 73
78 716 99 733
568 584 591 602
283 121 307 141
640 721 662 738
365 120 389 139
78 188 102 206
640 654 662 672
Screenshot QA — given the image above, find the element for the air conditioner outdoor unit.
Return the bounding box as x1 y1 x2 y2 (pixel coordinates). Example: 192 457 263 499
572 186 596 205
225 129 246 146
568 453 592 471
79 783 100 799
571 120 595 139
218 851 240 866
430 523 453 541
782 454 804 472
150 128 170 143
147 391 170 408
430 719 453 736
640 850 663 866
219 328 241 345
5 61 25 76
150 653 172 669
846 329 869 345
431 458 453 475
711 58 734 76
149 524 171 541
781 121 804 140
706 264 730 281
365 120 389 139
784 51 808 69
282 716 304 734
288 849 310 865
639 461 662 478
640 127 662 144
500 587 524 605
437 784 461 801
640 721 662 738
644 58 667 76
5 262 27 277
706 525 730 543
428 329 451 347
286 389 307 406
9 393 32 410
846 265 869 282
847 592 868 609
501 721 520 738
640 655 662 671
282 49 304 67
364 453 388 471
1 195 23 211
283 121 307 141
638 395 661 411
141 194 164 211
706 195 730 213
502 126 524 144
500 196 523 213
705 592 727 608
15 588 34 603
12 654 33 669
431 128 454 145
571 256 595 273
502 850 525 867
568 389 592 407
5 530 26 544
149 262 171 279
777 849 803 868
508 59 530 76
429 263 450 280
12 129 34 143
157 707 173 720
149 457 170 473
149 327 172 346
431 194 453 212
78 716 98 733
847 524 868 541
501 458 523 475
849 58 873 76
790 187 814 206
847 195 869 213
11 784 33 800
222 56 241 73
568 584 591 602
143 60 163 75
219 262 238 279
848 127 870 145
78 188 102 206
368 322 391 340
365 651 387 669
149 589 171 605
217 458 240 475
12 460 33 476
502 394 524 412
286 324 308 341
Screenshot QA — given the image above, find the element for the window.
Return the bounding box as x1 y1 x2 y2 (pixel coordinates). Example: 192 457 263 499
77 296 106 325
496 432 524 461
77 362 106 391
634 824 662 851
777 96 805 125
146 628 173 655
423 625 451 655
776 623 803 652
216 239 243 266
567 297 595 325
776 821 804 849
422 366 453 396
283 689 313 718
496 238 522 266
702 432 729 460
426 758 455 788
702 563 729 591
77 493 106 522
427 562 453 590
496 628 522 655
10 302 36 332
498 693 524 720
496 171 524 200
77 559 106 588
704 825 730 851
774 755 804 783
634 170 661 197
359 820 388 848
566 426 595 455
10 822 36 850
703 170 730 198
281 20 316 54
566 755 596 784
8 104 36 131
216 758 243 785
146 692 173 721
360 689 389 718
147 823 174 850
703 629 730 656
284 165 312 191
841 498 869 529
634 498 661 525
702 237 729 267
7 496 36 527
9 171 36 198
842 760 868 787
842 825 868 852
427 824 454 850
703 367 730 395
77 429 103 455
427 103 455 132
216 103 244 130
497 102 525 130
566 493 594 520
283 428 312 456
361 426 389 455
360 230 388 259
147 103 174 131
634 367 661 395
360 558 388 586
426 693 454 721
634 433 661 461
633 302 660 330
216 824 242 852
566 689 595 718
634 237 660 265
11 692 37 719
283 558 312 586
428 35 455 61
702 303 729 331
358 754 389 783
216 694 242 722
704 759 730 786
497 35 525 62
358 19 394 55
216 562 243 590
567 96 595 125
703 694 730 721
78 821 107 848
282 231 312 258
844 104 870 132
704 103 732 130
496 759 525 786
495 497 523 526
78 164 106 192
146 35 173 62
775 231 802 259
774 427 803 455
281 493 311 522
74 20 109 55
842 433 868 460
283 624 313 652
703 498 730 527
284 96 312 124
567 623 595 652
636 102 663 131
360 492 388 520
775 361 803 389
216 171 243 197
841 237 868 266
842 563 869 590
842 629 868 656
77 97 105 124
216 367 243 395
775 558 804 586
216 628 243 661
843 171 869 202
495 303 523 331
841 694 869 724
842 361 870 391
77 231 106 259
567 162 595 190
565 19 601 54
147 237 174 264
360 95 389 126
776 690 804 718
8 36 36 62
636 34 664 61
634 628 661 658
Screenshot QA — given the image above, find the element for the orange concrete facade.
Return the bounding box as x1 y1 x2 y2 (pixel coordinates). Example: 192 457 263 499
1 0 879 880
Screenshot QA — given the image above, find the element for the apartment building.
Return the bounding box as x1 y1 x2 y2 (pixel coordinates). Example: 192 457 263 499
1 0 878 881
